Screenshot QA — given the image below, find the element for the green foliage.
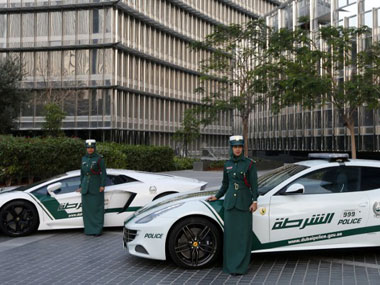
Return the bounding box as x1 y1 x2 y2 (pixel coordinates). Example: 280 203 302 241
208 160 226 169
266 25 380 158
42 103 66 137
96 143 127 169
0 136 83 185
0 136 176 186
190 19 271 154
173 156 198 170
0 57 29 134
173 110 200 157
118 144 175 172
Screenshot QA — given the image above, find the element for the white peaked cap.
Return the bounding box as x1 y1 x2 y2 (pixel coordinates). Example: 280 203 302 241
85 139 96 144
229 135 244 141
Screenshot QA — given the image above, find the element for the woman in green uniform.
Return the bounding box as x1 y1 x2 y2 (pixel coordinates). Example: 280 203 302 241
77 139 107 236
207 135 258 275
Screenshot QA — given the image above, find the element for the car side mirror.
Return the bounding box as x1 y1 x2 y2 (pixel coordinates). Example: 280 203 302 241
284 183 305 195
47 182 62 197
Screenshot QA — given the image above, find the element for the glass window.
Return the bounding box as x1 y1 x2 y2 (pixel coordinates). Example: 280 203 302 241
365 0 379 12
22 52 34 80
22 13 34 48
338 0 347 8
78 10 89 44
0 14 6 48
364 11 373 28
284 166 361 194
77 49 89 86
63 91 76 116
35 51 48 82
349 16 357 27
63 11 76 45
62 50 76 87
50 12 62 46
361 167 380 190
258 164 308 195
36 13 48 45
105 175 138 186
77 90 89 116
54 176 81 194
9 14 21 47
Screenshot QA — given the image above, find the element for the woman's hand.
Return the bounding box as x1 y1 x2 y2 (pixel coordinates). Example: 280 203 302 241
207 196 217 201
99 187 105 192
249 202 257 213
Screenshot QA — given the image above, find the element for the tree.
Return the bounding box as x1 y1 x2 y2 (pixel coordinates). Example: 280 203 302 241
267 24 379 159
42 103 66 137
0 57 28 134
191 19 270 156
173 110 200 157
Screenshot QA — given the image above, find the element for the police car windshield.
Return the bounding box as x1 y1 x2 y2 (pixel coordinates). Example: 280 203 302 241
258 164 308 195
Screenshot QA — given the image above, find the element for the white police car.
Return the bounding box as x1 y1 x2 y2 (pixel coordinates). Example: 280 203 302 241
123 154 380 268
0 169 207 237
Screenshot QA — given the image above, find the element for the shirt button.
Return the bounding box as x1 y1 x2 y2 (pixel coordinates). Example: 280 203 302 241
234 173 236 176
234 194 237 197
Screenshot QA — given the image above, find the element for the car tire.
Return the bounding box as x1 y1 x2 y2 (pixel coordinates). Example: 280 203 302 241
0 200 39 237
168 216 222 269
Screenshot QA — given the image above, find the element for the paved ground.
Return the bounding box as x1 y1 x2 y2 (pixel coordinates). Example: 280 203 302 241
1 170 380 284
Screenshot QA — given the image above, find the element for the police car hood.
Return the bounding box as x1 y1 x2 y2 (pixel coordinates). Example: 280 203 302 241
0 186 19 194
131 188 219 219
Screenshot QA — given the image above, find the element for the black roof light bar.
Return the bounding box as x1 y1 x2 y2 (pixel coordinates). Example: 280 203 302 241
308 153 350 162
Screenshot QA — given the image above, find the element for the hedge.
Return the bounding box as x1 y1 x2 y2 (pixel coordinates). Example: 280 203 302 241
0 136 175 186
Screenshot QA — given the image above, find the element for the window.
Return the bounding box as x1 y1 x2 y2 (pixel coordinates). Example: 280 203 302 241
32 176 80 195
105 175 138 186
258 164 308 195
284 166 361 194
361 167 380 191
57 176 81 194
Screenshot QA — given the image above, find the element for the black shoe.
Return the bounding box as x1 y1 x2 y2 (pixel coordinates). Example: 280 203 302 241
230 273 242 276
94 233 102 237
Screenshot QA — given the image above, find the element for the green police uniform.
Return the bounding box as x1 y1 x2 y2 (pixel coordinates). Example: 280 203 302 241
80 140 107 235
214 136 258 275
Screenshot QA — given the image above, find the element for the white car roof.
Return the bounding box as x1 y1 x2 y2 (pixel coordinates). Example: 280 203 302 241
295 159 380 168
65 169 145 177
65 169 202 184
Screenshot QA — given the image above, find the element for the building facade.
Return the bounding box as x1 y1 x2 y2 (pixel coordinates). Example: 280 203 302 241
0 0 281 154
248 0 380 157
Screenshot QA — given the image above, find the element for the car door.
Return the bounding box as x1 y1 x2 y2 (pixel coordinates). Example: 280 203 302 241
360 166 380 247
30 176 83 228
269 166 369 249
30 175 116 228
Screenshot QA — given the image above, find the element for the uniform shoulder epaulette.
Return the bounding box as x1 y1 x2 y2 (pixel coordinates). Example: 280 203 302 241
247 158 256 163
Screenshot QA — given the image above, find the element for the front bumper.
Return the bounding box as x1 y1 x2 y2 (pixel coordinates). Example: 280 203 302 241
123 217 178 261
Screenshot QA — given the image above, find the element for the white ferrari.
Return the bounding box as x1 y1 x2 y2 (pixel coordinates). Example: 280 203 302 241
0 169 207 237
123 154 380 268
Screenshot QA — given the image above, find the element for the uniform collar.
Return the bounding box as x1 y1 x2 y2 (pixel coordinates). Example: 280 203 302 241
232 154 244 162
86 152 97 158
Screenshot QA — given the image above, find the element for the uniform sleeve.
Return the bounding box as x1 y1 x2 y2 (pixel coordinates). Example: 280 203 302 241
79 157 83 188
215 164 228 199
100 157 107 187
249 162 259 202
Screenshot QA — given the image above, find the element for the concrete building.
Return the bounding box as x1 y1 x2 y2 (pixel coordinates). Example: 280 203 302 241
0 0 281 155
250 0 380 159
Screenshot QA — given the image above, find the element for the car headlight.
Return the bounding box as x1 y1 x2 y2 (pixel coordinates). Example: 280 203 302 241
136 203 184 224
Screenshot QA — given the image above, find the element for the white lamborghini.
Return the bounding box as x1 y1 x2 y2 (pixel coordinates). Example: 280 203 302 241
0 169 207 237
123 154 380 268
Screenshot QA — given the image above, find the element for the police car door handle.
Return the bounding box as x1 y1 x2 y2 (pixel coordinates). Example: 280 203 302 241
358 202 368 207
